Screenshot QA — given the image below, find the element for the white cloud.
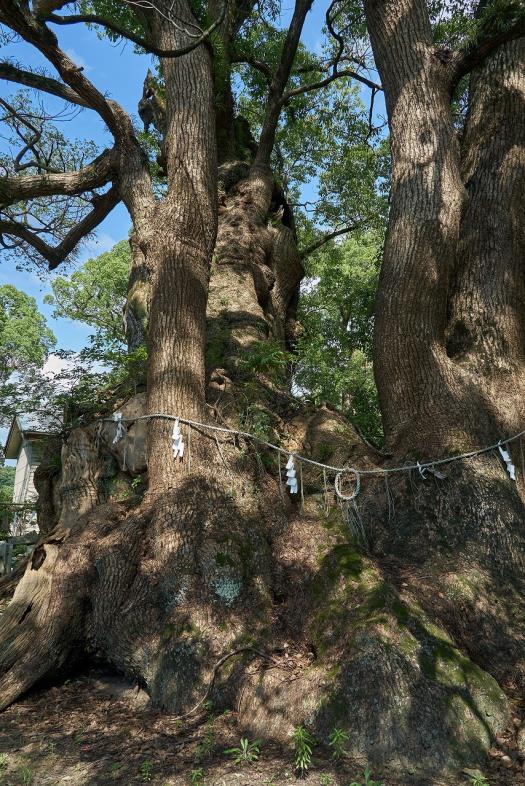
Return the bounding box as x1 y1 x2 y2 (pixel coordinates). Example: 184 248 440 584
85 232 118 255
65 48 93 73
43 353 108 379
42 353 77 383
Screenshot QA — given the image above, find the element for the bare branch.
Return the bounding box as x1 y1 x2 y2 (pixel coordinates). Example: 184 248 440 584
0 148 115 207
0 61 90 107
0 184 120 270
0 0 121 139
299 222 363 259
283 67 381 104
326 0 345 71
48 0 228 59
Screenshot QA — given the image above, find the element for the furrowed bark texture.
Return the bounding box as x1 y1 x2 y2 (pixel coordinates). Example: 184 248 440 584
367 0 471 456
141 0 218 490
1 1 522 778
364 0 525 722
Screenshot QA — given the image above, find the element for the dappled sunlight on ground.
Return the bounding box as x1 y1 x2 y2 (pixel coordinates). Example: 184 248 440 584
0 668 520 786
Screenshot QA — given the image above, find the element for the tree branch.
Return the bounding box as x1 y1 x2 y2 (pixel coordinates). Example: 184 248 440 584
230 51 272 82
0 61 90 107
0 185 120 270
0 149 116 207
48 0 227 59
253 0 313 169
299 223 362 258
0 0 121 138
282 67 381 104
449 8 525 89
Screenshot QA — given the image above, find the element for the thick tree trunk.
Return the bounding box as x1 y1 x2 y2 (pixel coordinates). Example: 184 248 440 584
365 0 525 698
143 1 218 489
1 3 521 779
367 0 472 456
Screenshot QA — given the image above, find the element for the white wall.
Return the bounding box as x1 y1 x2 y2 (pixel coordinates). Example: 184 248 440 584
12 440 40 504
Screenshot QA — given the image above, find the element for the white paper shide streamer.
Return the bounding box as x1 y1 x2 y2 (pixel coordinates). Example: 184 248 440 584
172 418 185 460
498 444 516 481
112 412 126 444
286 454 298 494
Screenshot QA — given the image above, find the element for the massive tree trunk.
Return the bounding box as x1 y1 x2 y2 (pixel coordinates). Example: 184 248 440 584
1 1 523 780
365 0 525 707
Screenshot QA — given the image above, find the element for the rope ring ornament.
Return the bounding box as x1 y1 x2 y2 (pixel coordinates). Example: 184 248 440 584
334 468 361 501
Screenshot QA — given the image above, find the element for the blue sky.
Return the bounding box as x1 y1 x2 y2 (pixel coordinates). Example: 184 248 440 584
0 2 381 354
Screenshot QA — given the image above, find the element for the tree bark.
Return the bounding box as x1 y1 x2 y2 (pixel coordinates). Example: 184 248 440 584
1 2 521 778
365 0 525 692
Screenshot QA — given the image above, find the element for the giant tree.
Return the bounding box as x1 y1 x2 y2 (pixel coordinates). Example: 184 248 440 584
2 0 524 781
0 0 375 721
364 0 525 690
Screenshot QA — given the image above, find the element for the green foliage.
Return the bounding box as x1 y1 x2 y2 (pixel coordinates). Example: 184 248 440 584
319 775 333 786
0 753 7 770
189 768 204 786
110 762 123 779
0 466 15 501
224 736 261 764
234 22 388 251
240 405 273 441
295 233 383 443
194 720 216 764
18 767 34 786
0 284 56 428
0 284 55 382
292 725 315 775
44 239 130 359
328 726 349 760
139 760 154 782
241 341 293 381
349 769 384 786
428 1 478 46
79 0 147 48
8 240 146 429
428 0 525 51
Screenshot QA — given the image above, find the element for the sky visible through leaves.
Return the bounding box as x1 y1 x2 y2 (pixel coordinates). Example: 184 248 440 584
0 2 386 447
0 2 384 353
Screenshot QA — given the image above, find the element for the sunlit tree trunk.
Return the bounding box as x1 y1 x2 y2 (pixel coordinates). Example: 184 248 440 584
366 0 525 688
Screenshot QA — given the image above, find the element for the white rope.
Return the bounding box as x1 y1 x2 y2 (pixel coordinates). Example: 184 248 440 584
334 468 361 501
104 412 525 500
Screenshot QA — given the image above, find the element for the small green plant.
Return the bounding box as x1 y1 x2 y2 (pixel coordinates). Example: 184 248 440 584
194 721 216 764
110 762 123 778
19 768 34 786
241 340 293 381
224 736 261 764
349 769 384 786
139 760 154 782
190 768 204 786
0 754 7 770
73 729 84 744
319 774 333 786
469 775 489 786
328 727 349 760
292 725 315 775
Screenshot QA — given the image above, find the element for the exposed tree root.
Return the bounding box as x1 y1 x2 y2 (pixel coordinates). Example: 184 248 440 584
0 409 517 778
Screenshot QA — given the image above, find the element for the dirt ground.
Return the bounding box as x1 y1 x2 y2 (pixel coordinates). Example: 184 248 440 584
0 668 521 786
